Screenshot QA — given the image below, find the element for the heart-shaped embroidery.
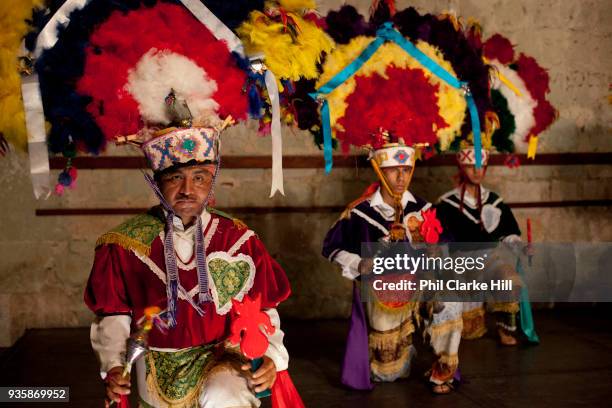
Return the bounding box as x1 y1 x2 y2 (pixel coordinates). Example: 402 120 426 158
481 204 502 233
207 252 255 315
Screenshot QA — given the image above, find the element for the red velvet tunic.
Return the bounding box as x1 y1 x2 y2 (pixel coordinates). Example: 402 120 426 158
84 214 291 349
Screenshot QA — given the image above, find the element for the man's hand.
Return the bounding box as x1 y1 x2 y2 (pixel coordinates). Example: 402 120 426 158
104 366 130 407
358 258 374 276
240 356 277 393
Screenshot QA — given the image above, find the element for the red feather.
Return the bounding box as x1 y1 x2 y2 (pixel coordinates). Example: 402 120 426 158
76 3 248 140
337 66 448 151
515 54 557 138
483 34 515 64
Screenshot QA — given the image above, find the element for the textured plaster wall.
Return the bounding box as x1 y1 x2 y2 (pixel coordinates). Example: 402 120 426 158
0 0 611 346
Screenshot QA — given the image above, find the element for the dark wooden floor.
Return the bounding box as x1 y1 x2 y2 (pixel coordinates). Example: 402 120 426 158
1 307 612 407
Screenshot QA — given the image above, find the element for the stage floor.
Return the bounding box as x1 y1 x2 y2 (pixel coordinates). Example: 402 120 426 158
1 308 611 407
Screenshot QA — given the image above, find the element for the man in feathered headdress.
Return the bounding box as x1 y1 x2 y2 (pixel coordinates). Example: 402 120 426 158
322 133 462 395
434 29 554 346
74 3 299 407
85 95 292 408
314 20 476 390
436 147 524 346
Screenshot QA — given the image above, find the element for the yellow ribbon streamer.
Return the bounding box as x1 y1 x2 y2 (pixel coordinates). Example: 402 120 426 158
483 57 523 97
527 135 538 159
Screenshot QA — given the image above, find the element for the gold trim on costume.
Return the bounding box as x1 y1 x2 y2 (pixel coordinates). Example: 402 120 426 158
462 305 487 339
427 317 463 336
489 302 519 314
369 319 415 350
97 232 152 256
370 347 412 377
437 353 459 368
462 306 485 320
145 351 217 408
369 319 415 378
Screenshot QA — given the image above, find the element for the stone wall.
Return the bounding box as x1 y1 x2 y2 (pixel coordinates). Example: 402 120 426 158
0 0 610 346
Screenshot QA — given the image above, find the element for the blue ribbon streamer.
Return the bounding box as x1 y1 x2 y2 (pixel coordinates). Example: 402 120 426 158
310 36 386 173
466 92 483 168
516 258 540 343
320 100 333 174
310 21 484 172
317 37 385 95
376 23 462 88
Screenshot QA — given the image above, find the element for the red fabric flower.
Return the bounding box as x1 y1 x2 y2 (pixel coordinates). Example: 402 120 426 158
420 208 443 244
228 294 275 360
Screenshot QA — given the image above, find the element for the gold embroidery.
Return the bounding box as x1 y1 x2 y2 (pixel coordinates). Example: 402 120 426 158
489 302 519 314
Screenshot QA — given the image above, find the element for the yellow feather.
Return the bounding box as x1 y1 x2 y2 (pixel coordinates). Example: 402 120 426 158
316 36 466 150
0 0 42 152
237 9 334 84
277 0 316 11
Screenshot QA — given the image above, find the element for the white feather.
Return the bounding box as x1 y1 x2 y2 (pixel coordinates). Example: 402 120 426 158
491 61 537 152
126 49 220 126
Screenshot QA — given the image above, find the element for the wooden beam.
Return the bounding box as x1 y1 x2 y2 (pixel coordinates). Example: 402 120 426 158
49 152 612 170
35 200 612 216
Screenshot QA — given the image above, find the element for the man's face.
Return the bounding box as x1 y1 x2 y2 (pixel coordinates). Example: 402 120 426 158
158 163 216 226
461 164 487 185
381 166 413 195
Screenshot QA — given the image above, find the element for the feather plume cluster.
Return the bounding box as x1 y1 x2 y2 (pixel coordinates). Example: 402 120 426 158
315 37 466 151
480 32 557 152
237 0 334 86
337 66 447 151
0 0 43 152
126 50 220 126
290 4 491 153
515 54 557 138
489 59 537 151
36 0 247 154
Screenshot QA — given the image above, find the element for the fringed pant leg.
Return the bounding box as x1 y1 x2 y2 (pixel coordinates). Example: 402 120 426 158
367 300 417 382
461 302 487 339
426 302 463 385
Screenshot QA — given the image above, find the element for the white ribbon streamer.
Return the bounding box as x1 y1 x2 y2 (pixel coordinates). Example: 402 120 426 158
33 0 90 58
178 0 245 57
265 70 284 197
179 0 284 196
21 75 51 199
22 0 89 199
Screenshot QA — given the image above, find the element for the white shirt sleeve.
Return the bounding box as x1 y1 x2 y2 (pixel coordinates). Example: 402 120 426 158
263 308 289 371
332 250 362 280
90 315 132 379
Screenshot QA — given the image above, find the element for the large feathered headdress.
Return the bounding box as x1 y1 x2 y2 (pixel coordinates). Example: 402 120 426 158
304 6 488 173
451 27 558 168
478 31 557 158
288 5 492 172
24 0 265 197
